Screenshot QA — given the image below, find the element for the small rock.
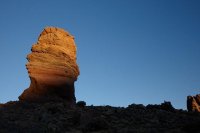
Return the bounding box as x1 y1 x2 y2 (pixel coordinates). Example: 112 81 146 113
76 101 86 108
187 94 200 112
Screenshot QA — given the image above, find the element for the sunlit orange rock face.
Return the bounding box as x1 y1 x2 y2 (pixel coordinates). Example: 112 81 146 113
187 94 200 112
19 27 80 103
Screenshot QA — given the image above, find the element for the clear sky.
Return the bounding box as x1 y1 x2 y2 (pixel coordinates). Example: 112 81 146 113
0 0 199 109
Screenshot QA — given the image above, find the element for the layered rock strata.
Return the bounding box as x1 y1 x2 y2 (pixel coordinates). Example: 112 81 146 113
19 27 79 103
187 94 200 112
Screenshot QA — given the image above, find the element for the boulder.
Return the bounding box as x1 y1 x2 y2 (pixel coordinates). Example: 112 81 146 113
19 27 80 103
187 94 200 112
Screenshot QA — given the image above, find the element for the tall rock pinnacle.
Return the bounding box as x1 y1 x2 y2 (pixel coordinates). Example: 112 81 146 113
19 27 80 103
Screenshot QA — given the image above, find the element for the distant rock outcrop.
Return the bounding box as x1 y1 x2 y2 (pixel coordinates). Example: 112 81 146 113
187 94 200 112
19 27 80 103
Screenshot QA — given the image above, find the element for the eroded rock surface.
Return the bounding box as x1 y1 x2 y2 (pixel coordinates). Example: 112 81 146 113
187 94 200 112
19 27 79 103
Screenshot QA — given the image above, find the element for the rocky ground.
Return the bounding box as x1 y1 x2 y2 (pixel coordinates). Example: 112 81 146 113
0 101 200 133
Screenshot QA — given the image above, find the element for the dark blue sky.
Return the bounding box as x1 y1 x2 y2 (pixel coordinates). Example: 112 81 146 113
0 0 199 109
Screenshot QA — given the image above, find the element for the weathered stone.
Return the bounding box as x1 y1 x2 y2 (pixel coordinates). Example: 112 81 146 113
19 27 80 103
187 94 200 112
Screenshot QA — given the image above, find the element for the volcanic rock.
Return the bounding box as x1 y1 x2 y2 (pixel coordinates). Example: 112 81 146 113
19 27 80 103
1 101 200 132
187 94 200 112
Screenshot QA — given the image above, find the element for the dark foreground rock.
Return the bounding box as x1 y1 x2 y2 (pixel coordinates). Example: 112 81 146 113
0 101 200 133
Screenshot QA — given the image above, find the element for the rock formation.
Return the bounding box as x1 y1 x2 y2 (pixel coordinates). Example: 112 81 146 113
187 94 200 112
19 27 79 103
